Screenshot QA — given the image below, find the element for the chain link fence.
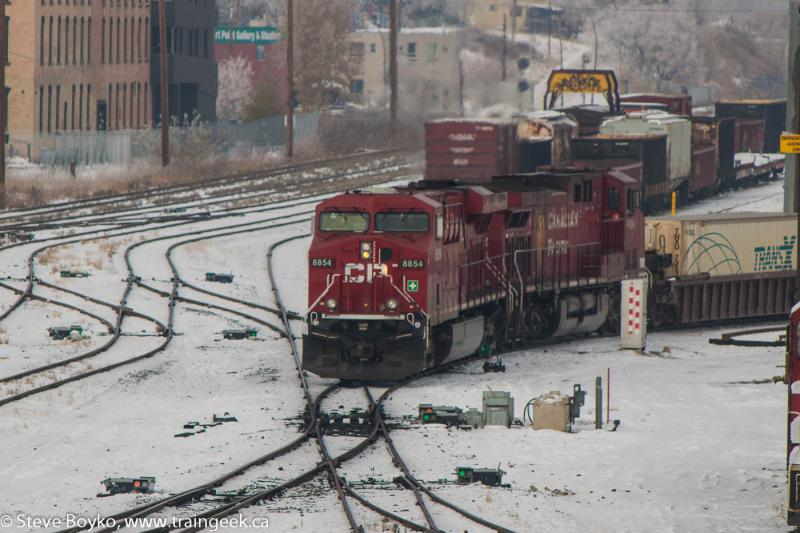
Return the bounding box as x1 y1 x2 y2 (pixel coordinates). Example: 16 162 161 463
17 112 320 167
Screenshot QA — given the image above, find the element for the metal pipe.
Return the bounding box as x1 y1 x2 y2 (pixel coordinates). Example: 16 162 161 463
595 376 603 430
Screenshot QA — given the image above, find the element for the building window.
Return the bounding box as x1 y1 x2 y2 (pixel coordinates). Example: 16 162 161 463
130 82 134 128
407 42 416 60
350 79 364 95
40 17 45 66
137 17 141 62
116 17 120 64
370 43 376 53
72 17 77 65
86 84 91 130
144 18 149 62
87 18 91 64
57 17 62 65
123 18 127 63
204 28 209 59
427 43 437 62
144 82 148 125
55 85 61 130
80 17 85 64
79 84 84 130
108 83 112 129
101 18 105 64
39 86 44 133
65 17 70 65
47 86 52 133
349 41 364 59
48 17 53 65
136 82 140 128
109 17 113 64
130 17 134 63
256 44 265 62
71 85 76 129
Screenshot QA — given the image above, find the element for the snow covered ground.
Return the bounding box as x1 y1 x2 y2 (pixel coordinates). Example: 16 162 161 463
0 176 792 532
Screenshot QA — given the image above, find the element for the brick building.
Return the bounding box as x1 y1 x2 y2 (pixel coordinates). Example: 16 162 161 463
7 0 151 159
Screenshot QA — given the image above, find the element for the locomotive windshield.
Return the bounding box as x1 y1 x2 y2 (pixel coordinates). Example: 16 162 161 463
318 211 369 232
375 212 430 233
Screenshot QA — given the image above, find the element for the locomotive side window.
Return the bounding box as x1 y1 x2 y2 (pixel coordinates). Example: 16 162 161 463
318 211 369 232
375 212 430 233
508 211 530 228
626 188 641 212
608 188 621 210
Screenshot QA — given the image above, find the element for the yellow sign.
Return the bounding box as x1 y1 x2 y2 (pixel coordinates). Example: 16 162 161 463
781 133 800 154
547 70 616 94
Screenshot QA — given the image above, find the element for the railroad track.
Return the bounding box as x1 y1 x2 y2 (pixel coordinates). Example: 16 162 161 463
0 149 417 232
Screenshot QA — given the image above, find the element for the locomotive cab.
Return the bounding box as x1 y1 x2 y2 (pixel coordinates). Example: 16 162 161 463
304 191 439 381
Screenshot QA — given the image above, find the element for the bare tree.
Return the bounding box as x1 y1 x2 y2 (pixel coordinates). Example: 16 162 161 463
292 0 358 109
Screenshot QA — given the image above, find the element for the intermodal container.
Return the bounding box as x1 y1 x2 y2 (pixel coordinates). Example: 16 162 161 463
691 116 736 190
733 118 765 154
600 113 692 189
645 212 797 278
621 93 692 116
425 120 518 181
715 99 786 153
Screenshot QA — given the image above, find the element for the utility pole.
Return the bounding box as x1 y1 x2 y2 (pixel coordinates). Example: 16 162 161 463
158 0 169 167
511 0 518 44
389 0 398 136
286 0 294 158
547 0 552 61
790 1 800 299
501 15 507 82
0 0 6 209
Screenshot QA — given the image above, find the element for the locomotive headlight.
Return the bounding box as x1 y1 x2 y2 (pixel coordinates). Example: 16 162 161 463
386 298 399 311
360 241 372 260
326 298 338 310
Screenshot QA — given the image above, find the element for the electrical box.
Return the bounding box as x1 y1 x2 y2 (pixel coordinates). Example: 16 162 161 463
101 477 156 495
621 278 648 350
418 404 463 425
455 467 506 486
223 329 258 340
530 391 570 432
206 273 234 284
482 391 514 427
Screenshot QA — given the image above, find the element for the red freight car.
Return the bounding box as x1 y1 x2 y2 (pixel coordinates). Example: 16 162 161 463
425 120 519 181
691 116 736 192
733 118 765 154
303 169 644 380
621 93 693 116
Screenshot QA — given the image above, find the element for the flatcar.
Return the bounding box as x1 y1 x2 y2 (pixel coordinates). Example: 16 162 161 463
303 168 644 381
788 301 800 525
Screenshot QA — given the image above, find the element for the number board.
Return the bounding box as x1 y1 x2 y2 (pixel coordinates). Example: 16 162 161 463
401 259 425 269
310 258 334 268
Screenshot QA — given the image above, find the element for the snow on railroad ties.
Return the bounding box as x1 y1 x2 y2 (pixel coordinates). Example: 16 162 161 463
681 176 785 215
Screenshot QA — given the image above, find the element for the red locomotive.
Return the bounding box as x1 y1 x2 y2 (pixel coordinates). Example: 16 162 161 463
788 302 800 525
303 168 644 380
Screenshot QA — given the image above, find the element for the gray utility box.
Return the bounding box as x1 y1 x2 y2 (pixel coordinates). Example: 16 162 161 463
482 391 514 427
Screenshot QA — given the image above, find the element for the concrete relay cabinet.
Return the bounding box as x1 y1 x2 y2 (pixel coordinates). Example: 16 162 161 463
482 391 514 427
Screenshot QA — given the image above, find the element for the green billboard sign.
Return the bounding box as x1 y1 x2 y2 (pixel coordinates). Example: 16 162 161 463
214 26 281 45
